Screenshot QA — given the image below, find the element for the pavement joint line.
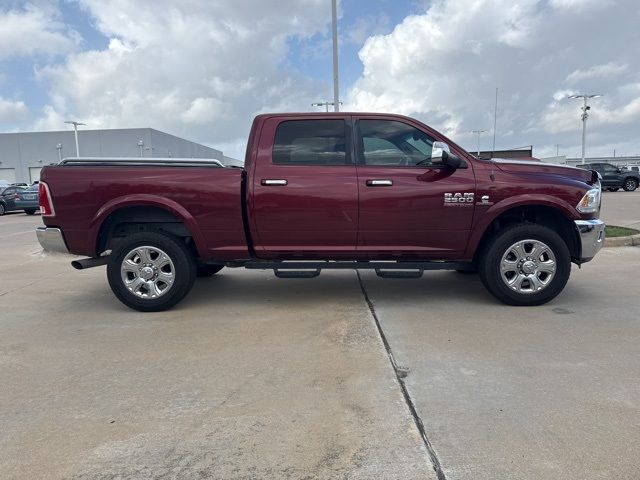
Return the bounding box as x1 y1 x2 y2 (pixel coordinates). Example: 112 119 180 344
356 271 447 480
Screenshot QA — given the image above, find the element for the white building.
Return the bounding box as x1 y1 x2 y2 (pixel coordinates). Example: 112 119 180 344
0 128 237 184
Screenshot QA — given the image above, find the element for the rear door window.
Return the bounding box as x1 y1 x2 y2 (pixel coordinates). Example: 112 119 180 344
272 120 350 165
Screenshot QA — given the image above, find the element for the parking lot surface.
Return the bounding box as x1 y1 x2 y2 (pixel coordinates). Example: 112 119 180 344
601 190 640 229
1 210 639 479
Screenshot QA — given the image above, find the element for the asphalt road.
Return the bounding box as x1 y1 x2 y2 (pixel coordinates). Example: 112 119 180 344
1 211 639 479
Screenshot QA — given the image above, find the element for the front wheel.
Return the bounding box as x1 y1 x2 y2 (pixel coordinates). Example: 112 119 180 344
478 224 571 306
623 178 638 192
107 232 196 312
607 188 619 192
24 209 37 215
0 203 5 215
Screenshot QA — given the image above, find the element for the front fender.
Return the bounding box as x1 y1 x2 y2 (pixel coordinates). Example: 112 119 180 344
465 194 579 258
88 194 208 258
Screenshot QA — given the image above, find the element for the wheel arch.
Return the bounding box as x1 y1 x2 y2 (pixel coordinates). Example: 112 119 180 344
91 195 208 259
468 201 581 264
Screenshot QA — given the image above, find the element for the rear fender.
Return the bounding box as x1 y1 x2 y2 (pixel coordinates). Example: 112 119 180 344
89 194 208 258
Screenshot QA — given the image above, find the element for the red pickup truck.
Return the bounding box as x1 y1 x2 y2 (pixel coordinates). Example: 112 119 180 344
36 113 605 311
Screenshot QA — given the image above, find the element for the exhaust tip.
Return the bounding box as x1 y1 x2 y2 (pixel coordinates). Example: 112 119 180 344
71 260 84 270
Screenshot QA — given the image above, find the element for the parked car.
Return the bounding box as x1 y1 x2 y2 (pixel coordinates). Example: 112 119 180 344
14 184 40 215
577 162 640 191
36 112 605 311
0 185 28 215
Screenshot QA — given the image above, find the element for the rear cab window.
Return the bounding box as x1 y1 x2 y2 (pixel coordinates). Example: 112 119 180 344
272 120 351 166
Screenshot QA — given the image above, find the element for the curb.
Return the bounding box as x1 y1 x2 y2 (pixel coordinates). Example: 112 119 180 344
604 233 640 248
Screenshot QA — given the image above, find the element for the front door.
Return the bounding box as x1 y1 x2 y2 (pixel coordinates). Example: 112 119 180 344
251 116 358 259
354 117 476 258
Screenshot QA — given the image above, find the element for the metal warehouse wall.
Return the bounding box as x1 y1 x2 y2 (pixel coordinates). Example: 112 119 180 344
0 128 224 184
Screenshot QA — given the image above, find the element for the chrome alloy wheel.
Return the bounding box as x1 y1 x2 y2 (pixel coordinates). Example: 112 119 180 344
499 239 556 294
120 246 175 299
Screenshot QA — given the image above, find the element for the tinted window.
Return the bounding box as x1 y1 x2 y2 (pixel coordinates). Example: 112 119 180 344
273 120 349 165
359 120 435 166
602 164 617 172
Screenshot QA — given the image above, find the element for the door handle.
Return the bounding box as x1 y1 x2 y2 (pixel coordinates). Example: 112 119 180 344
261 179 288 186
366 179 393 186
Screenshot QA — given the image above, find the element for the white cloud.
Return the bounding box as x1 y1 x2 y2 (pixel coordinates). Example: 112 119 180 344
346 0 640 157
33 0 330 152
566 62 628 84
0 2 79 59
0 98 29 124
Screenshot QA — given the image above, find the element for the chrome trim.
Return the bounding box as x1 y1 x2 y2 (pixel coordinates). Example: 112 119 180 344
366 179 393 186
261 179 288 186
36 227 69 254
59 157 224 168
575 219 605 262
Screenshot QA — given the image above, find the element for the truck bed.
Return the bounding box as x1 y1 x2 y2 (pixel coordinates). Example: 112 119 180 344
40 159 249 260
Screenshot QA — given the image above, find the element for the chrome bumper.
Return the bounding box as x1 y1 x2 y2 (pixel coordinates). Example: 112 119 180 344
36 227 70 254
575 219 605 262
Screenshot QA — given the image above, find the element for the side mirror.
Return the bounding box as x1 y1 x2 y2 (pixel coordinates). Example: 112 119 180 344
431 141 465 169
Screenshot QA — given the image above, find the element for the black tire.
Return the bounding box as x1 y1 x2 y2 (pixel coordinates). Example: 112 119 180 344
24 209 36 215
607 188 619 192
196 264 224 277
623 178 638 192
0 203 5 216
107 232 196 312
478 224 571 306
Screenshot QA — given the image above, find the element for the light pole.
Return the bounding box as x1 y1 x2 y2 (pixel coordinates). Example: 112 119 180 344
312 101 342 112
56 143 63 162
471 130 487 157
138 140 144 157
331 0 339 112
64 121 86 157
568 94 602 165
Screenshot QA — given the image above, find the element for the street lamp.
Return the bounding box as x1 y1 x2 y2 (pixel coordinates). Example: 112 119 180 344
568 94 602 165
471 130 487 157
64 121 86 157
56 143 63 162
331 0 339 112
312 101 343 112
137 140 144 157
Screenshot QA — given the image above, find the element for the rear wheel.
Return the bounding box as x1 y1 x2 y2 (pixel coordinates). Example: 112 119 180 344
107 232 196 312
24 209 36 215
478 224 571 306
623 178 638 192
607 187 619 192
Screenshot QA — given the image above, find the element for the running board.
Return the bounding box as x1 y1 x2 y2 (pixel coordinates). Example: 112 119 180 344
240 260 465 278
273 268 321 279
375 268 423 279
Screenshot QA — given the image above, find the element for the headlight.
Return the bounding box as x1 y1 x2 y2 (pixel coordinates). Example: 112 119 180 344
576 187 601 213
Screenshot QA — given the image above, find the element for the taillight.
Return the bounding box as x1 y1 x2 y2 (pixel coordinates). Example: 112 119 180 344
39 182 55 216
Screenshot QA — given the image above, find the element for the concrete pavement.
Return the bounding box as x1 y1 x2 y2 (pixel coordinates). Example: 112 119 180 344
600 190 640 230
0 214 434 480
2 210 639 479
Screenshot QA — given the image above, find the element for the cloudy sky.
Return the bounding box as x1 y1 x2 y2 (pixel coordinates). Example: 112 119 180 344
0 0 638 160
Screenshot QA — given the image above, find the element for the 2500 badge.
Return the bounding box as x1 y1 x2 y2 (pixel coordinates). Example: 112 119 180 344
444 192 474 206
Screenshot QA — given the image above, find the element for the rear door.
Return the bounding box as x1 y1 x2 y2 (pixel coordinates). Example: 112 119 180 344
250 116 359 258
354 116 476 258
600 163 620 187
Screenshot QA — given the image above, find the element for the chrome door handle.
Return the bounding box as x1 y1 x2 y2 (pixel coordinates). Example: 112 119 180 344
261 179 288 186
366 179 393 186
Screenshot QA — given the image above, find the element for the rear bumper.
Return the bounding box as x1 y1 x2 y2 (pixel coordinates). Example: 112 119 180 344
575 219 605 263
36 227 70 254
